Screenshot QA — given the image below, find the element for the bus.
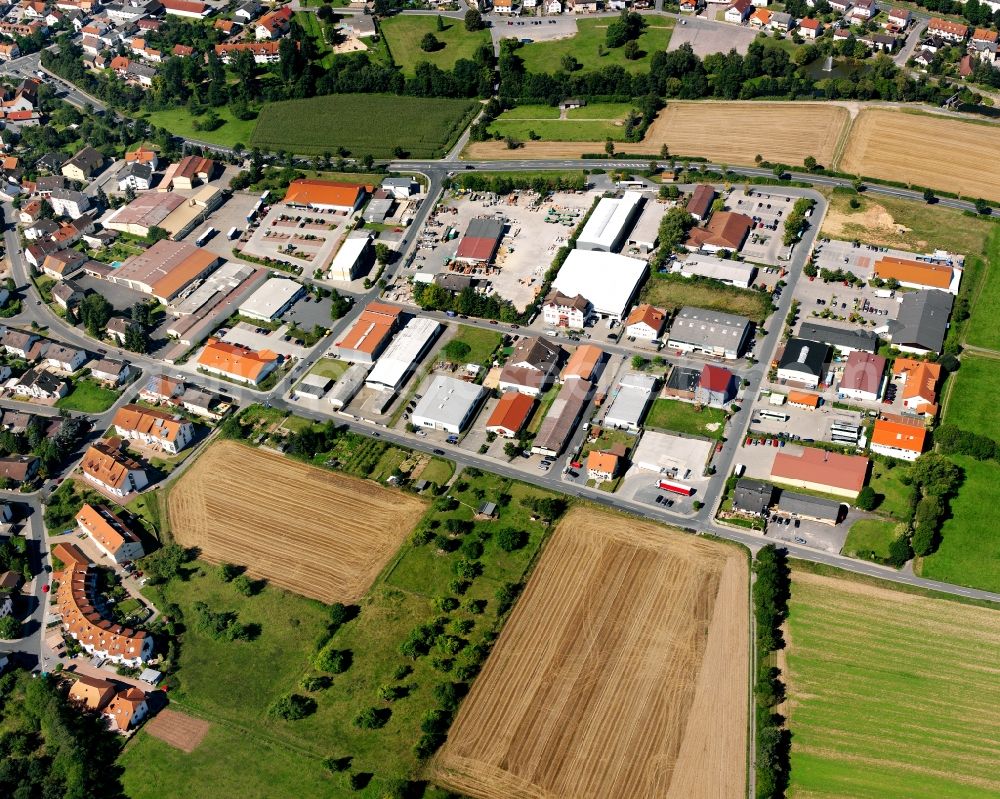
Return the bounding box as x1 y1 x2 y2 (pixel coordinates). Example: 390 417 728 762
227 226 239 240
658 479 694 497
195 227 216 246
759 410 789 422
616 180 645 189
830 432 860 444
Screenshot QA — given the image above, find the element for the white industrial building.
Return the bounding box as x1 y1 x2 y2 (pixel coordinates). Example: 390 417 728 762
237 277 304 321
673 254 756 289
576 191 644 252
328 234 372 281
632 430 713 478
603 372 657 432
667 307 753 361
328 363 370 409
411 375 485 434
365 317 441 392
552 249 648 321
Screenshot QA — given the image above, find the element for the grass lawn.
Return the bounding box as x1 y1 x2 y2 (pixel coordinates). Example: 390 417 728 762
417 456 454 486
580 427 635 458
644 398 727 439
526 383 561 434
141 106 258 149
516 17 674 74
294 11 334 68
963 228 1000 351
566 102 638 119
785 566 1000 799
307 358 350 381
841 518 900 560
489 117 628 142
380 14 491 76
55 377 120 413
942 354 1000 436
500 104 560 119
918 456 1000 593
642 274 773 323
250 94 478 158
865 460 915 521
439 325 501 366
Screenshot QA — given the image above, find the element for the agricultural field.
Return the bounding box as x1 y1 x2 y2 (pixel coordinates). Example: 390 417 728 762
641 273 773 322
785 567 1000 798
941 354 1000 433
488 103 639 142
380 15 491 75
516 17 674 74
168 441 425 602
838 109 1000 203
249 94 478 158
144 710 211 753
432 507 748 799
644 398 728 439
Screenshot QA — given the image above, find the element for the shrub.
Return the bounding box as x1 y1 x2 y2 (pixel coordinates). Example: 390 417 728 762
269 693 317 720
315 646 352 674
495 527 527 552
353 706 390 729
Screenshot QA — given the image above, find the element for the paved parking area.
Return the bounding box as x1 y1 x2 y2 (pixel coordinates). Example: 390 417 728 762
490 16 577 46
667 14 757 56
282 294 336 330
218 322 310 359
241 205 352 277
747 398 867 445
199 192 261 258
762 505 854 553
729 189 795 267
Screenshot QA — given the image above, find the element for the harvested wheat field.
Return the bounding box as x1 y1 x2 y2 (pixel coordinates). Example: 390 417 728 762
168 441 425 603
839 109 1000 203
432 507 749 799
786 568 1000 799
145 709 211 753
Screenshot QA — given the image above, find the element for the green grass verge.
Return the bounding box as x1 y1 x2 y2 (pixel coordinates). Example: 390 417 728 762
249 94 478 158
865 460 915 521
641 274 773 323
308 358 350 381
963 228 1000 351
379 14 491 76
500 104 560 119
489 118 627 142
141 106 258 149
55 377 120 413
516 16 674 74
943 354 1000 436
294 11 334 68
566 102 638 119
841 517 900 560
785 566 1000 799
644 398 727 440
417 457 453 486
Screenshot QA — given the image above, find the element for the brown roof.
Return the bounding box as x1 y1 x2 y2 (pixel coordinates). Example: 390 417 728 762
76 503 141 556
485 391 535 435
80 437 145 491
113 404 191 445
215 41 280 58
873 256 953 289
562 344 603 381
113 240 219 301
125 147 157 164
172 154 215 183
0 455 37 482
543 290 590 312
686 212 752 250
335 302 403 355
52 542 90 570
770 447 868 495
196 338 277 382
68 675 117 711
625 303 666 333
686 185 716 218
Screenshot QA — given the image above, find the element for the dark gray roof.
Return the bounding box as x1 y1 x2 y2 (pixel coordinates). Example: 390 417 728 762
887 290 953 353
776 490 843 522
464 217 504 241
120 162 152 181
733 479 773 515
779 338 828 378
63 146 104 175
435 273 480 293
35 152 64 173
797 322 878 353
669 307 752 352
665 365 700 393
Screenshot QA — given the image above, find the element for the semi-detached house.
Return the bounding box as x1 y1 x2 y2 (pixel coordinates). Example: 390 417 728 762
80 437 149 497
76 503 145 564
112 404 195 454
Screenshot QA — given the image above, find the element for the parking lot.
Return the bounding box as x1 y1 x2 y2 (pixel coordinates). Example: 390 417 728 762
198 191 261 259
760 504 855 553
747 397 868 447
241 205 353 278
218 322 311 360
666 14 757 56
489 15 577 46
728 189 796 267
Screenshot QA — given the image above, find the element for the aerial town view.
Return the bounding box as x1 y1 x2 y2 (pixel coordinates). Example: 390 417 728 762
0 0 998 795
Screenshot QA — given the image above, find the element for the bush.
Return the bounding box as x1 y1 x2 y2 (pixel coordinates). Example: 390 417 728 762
353 706 390 729
315 646 352 674
218 563 239 582
495 527 527 552
233 574 254 596
269 693 317 720
0 616 22 639
855 485 877 511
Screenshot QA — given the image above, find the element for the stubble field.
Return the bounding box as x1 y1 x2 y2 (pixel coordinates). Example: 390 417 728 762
432 507 749 799
144 709 211 753
839 109 1000 202
785 568 1000 799
168 441 425 603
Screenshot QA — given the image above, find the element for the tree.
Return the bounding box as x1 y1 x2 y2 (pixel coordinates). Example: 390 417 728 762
79 293 112 337
270 693 316 720
631 354 648 369
503 441 521 459
624 39 640 60
218 563 239 582
495 527 527 552
803 155 817 171
443 340 471 361
855 485 877 511
374 242 391 265
0 615 21 639
436 14 445 31
420 32 440 52
605 137 615 156
353 706 389 729
124 322 149 354
315 646 352 673
923 187 936 203
974 198 992 215
233 574 254 596
464 8 485 31
329 289 350 320
561 54 579 72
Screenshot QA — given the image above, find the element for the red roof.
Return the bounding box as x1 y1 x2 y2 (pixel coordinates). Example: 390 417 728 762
699 364 733 394
799 17 821 29
486 391 535 435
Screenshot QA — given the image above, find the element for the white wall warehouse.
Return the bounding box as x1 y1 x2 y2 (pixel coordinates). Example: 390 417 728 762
365 317 441 392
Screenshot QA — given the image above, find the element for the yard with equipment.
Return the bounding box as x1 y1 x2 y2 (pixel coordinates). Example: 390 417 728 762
432 507 748 799
249 94 479 158
380 15 491 75
168 441 426 603
785 567 1000 799
515 17 674 74
838 109 1000 203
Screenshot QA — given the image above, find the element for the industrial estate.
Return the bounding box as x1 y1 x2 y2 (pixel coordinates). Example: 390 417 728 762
0 0 997 797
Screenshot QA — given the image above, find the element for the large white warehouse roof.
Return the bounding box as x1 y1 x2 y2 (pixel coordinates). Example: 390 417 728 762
552 249 648 320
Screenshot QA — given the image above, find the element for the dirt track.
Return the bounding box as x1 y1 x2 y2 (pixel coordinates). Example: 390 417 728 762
432 507 749 799
168 442 426 603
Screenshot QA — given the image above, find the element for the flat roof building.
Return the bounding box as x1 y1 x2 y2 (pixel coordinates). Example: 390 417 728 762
103 192 185 236
108 240 221 302
328 234 372 282
552 249 648 321
455 217 505 265
411 375 485 434
237 277 304 321
576 191 643 252
632 430 711 476
327 362 370 410
531 378 592 457
797 322 878 354
777 338 828 388
365 317 441 392
667 306 752 360
604 372 657 432
334 302 404 363
674 254 756 289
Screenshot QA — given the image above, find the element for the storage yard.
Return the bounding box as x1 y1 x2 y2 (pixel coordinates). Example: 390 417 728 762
433 507 748 799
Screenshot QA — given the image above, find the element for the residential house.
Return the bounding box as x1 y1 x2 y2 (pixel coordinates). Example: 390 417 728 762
838 350 886 402
113 404 195 454
0 455 39 484
196 338 279 386
161 0 212 17
24 220 59 242
685 211 752 252
887 7 910 28
48 188 91 219
76 503 145 563
695 364 736 407
11 367 69 400
118 162 153 192
90 358 130 385
681 186 714 221
542 290 592 329
234 0 261 21
799 17 822 38
81 437 149 497
105 317 135 345
213 41 282 64
68 675 117 711
587 449 621 482
180 387 230 421
498 336 562 396
870 416 927 461
254 5 292 39
892 358 941 416
725 0 752 22
750 8 772 27
828 0 851 11
927 17 968 42
624 303 666 340
18 199 42 224
0 328 37 357
0 43 20 61
771 11 793 30
44 342 88 373
172 43 194 57
852 0 875 18
104 687 149 732
485 390 535 438
51 280 84 310
61 146 105 181
41 250 87 281
125 147 158 170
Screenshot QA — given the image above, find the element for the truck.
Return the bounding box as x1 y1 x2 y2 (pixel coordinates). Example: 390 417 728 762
227 226 239 240
195 227 216 247
657 479 694 496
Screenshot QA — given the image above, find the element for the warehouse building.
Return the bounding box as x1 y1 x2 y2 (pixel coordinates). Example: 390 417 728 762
576 191 644 252
333 302 404 363
531 378 592 457
411 376 485 434
108 240 221 303
328 234 373 281
777 338 828 389
797 322 878 355
454 217 505 265
237 277 304 321
604 372 657 432
667 307 752 360
674 254 756 289
283 179 366 213
770 447 869 499
328 363 370 410
552 249 648 321
365 317 441 392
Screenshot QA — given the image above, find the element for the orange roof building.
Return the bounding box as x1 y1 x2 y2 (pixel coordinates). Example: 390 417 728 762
770 447 869 498
787 390 821 409
870 416 927 461
55 546 153 667
892 358 941 416
68 675 117 711
624 304 666 339
562 344 603 382
686 211 752 252
125 147 158 168
587 450 620 481
928 17 968 39
873 256 956 293
282 179 366 213
112 404 196 454
485 391 535 438
108 240 221 303
333 302 403 363
104 687 149 732
76 504 145 564
197 338 279 386
80 437 149 498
